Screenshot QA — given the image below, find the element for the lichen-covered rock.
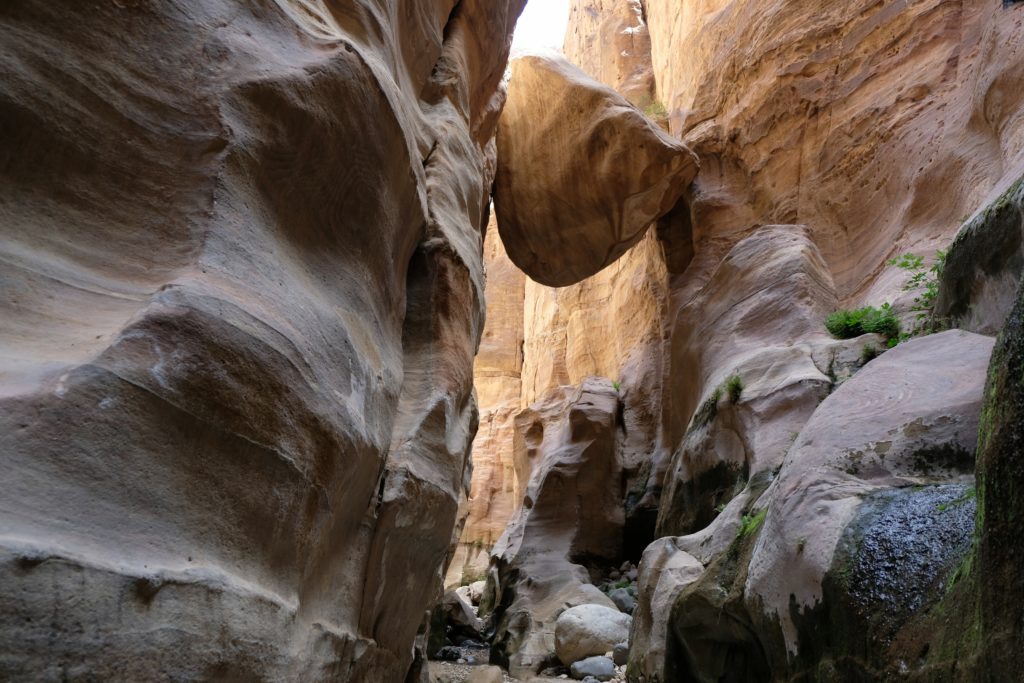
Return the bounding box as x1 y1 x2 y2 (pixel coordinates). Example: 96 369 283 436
0 0 525 680
934 175 1024 335
493 54 697 287
975 268 1024 677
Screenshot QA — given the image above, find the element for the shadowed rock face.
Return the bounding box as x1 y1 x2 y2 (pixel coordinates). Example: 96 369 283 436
934 174 1024 335
0 0 525 680
493 54 698 287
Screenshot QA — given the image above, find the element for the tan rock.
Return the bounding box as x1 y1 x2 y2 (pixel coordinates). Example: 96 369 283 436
629 538 705 682
494 54 698 287
447 219 526 587
0 0 525 680
657 226 853 535
465 665 505 683
563 0 655 106
645 0 1024 301
489 379 622 677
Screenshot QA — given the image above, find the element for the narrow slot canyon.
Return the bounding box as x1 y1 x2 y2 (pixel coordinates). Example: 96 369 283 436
2 1 1024 682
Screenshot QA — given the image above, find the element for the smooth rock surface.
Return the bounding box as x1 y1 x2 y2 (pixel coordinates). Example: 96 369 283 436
934 174 1024 335
745 329 994 669
608 588 636 614
494 54 697 287
446 219 526 587
555 604 632 666
569 655 616 681
0 0 526 680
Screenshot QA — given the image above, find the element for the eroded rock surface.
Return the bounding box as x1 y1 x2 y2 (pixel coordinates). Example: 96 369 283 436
0 0 525 680
564 0 655 106
646 0 1024 300
657 330 993 680
493 54 697 287
488 379 622 677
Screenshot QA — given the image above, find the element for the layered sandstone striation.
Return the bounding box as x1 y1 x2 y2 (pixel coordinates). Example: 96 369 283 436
446 219 526 587
563 0 655 106
0 0 525 680
645 0 1024 302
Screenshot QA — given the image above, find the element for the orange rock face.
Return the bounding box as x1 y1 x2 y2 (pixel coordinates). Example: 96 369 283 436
646 0 1024 301
564 0 655 106
446 218 526 586
0 0 525 680
493 54 698 287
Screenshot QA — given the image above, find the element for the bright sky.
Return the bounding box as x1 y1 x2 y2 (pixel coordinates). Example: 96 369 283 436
511 0 571 53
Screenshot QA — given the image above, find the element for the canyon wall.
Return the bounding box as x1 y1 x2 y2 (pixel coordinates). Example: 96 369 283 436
0 1 525 680
460 0 1024 680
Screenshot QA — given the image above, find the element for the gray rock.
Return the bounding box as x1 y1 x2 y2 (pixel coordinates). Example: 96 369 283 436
613 641 629 666
570 655 616 681
608 587 636 614
434 646 461 661
625 568 638 581
555 603 632 665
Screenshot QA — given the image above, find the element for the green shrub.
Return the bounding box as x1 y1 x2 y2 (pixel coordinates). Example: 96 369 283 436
612 380 621 392
692 386 722 429
738 508 767 538
725 374 743 403
642 99 668 119
887 250 947 337
825 303 900 340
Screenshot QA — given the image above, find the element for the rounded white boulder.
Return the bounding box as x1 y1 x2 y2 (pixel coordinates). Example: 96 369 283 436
554 603 632 666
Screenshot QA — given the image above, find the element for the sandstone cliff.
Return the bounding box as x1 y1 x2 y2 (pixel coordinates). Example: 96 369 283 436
0 1 525 680
460 0 1024 681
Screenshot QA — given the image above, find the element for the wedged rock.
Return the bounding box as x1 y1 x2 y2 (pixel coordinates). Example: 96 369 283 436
493 54 698 287
0 0 526 680
934 175 1024 335
488 379 623 677
555 604 632 666
569 655 616 681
